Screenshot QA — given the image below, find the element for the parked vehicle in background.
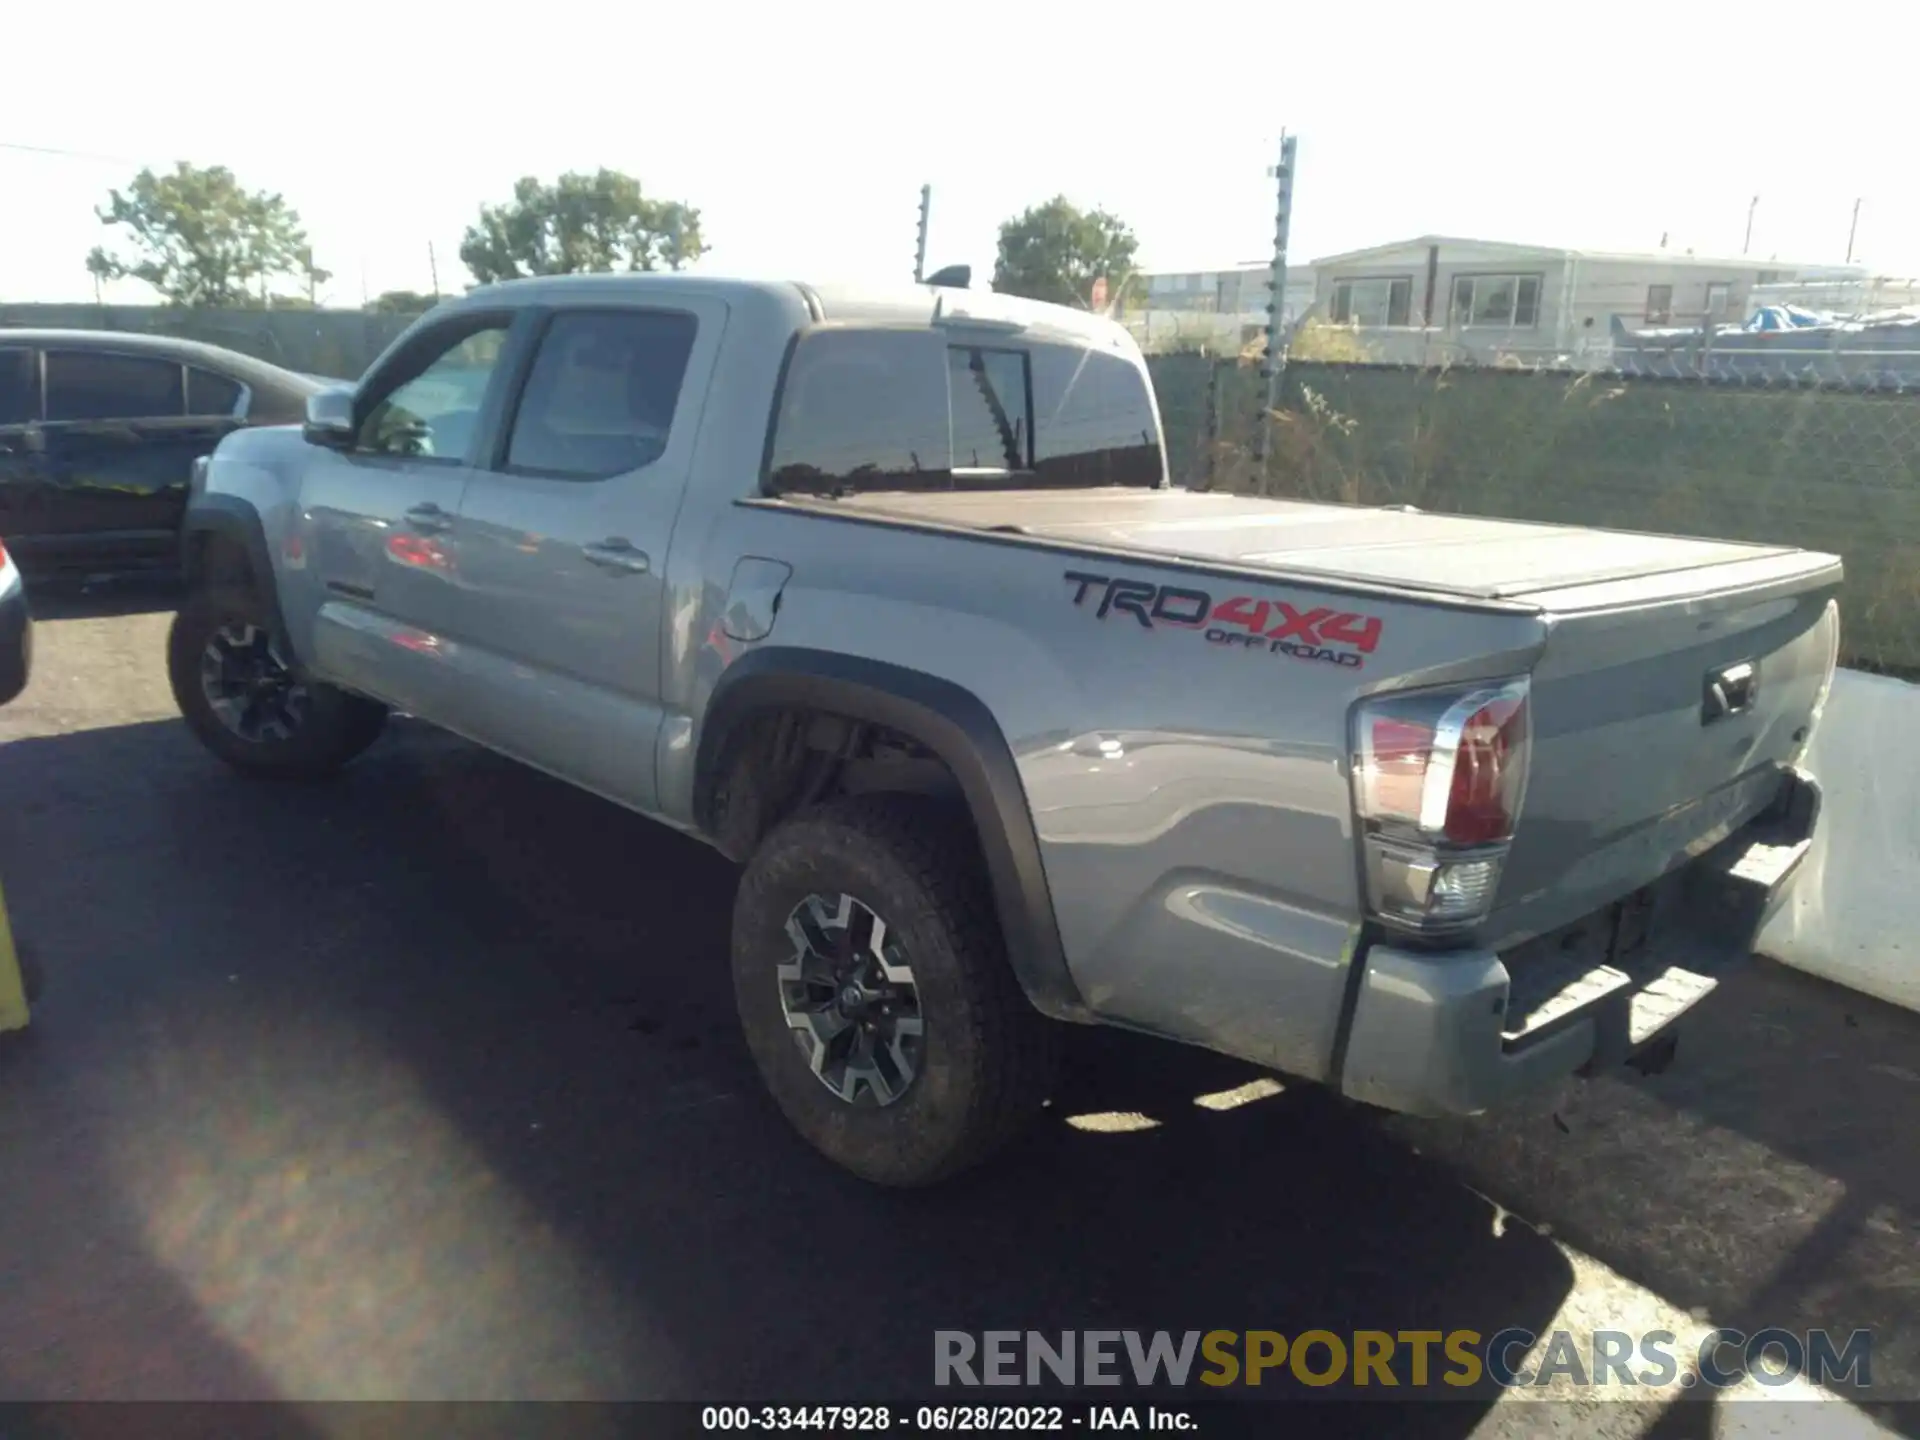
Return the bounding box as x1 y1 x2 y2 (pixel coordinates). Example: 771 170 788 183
169 273 1841 1188
0 537 31 707
0 331 325 578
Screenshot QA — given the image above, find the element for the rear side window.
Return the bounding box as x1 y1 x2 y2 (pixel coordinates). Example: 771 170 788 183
0 348 36 426
186 367 244 418
45 351 185 422
767 330 947 493
765 327 1162 495
504 309 699 480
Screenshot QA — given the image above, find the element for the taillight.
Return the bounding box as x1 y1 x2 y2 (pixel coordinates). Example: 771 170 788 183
1800 598 1841 761
1352 678 1532 935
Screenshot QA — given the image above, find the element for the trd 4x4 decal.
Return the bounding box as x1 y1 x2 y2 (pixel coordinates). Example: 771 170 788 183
1064 570 1383 669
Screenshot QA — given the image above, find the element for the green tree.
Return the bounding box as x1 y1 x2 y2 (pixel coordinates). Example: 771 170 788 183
368 289 438 315
459 170 705 284
85 163 329 308
992 196 1139 309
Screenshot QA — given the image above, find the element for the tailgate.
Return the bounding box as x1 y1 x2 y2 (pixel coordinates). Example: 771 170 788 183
1486 549 1842 948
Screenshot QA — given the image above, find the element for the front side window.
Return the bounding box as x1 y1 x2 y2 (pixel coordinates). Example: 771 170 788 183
1646 284 1675 324
0 349 36 427
504 310 698 480
1451 274 1543 329
765 328 1162 496
1331 277 1412 327
358 320 511 460
44 351 185 422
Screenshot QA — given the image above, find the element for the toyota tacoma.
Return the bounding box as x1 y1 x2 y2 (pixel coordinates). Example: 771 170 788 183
168 272 1841 1185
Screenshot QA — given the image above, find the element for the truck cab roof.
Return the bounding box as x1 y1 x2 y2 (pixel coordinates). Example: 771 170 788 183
457 272 1137 351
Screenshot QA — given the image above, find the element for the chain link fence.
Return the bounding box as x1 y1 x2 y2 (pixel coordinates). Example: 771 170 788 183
0 304 412 381
1149 352 1920 677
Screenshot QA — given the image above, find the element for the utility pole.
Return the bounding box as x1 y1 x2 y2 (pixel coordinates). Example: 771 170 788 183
914 184 932 283
1254 132 1298 469
1743 195 1760 255
428 241 441 299
1846 198 1863 264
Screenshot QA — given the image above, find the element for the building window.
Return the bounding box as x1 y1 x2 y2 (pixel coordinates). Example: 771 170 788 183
1330 276 1412 327
1646 285 1674 325
1451 274 1542 329
1705 282 1731 318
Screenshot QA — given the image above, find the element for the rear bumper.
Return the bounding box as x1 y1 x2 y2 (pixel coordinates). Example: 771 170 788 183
1337 767 1820 1116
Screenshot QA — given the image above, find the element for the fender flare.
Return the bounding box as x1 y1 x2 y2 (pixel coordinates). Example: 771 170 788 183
695 647 1088 1022
178 495 291 644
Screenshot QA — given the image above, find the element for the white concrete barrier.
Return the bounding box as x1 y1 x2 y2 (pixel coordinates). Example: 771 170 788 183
1757 668 1920 1013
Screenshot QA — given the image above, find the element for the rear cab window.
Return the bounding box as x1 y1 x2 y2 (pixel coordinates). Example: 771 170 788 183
765 326 1163 495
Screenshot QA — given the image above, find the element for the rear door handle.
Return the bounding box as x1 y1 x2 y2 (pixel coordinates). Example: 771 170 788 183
581 537 651 574
404 502 452 534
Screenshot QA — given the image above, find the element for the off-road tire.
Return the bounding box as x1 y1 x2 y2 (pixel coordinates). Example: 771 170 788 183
731 794 1059 1187
168 588 388 779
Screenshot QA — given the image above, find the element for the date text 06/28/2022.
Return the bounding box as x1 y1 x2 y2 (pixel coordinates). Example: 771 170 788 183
701 1405 1192 1432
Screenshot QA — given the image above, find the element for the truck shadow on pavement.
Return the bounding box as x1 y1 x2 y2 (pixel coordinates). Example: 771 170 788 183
20 573 184 623
0 715 1912 1434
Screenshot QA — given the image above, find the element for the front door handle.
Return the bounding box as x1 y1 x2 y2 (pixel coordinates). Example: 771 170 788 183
581 538 651 574
404 502 453 533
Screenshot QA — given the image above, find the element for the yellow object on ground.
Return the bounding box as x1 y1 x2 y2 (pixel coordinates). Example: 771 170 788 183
0 878 28 1033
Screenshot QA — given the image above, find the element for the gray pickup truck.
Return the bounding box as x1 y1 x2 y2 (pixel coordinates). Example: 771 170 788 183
170 272 1842 1186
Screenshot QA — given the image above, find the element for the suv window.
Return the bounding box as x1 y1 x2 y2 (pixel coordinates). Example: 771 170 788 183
0 349 36 427
44 351 185 422
358 319 511 460
765 328 1162 495
186 368 244 418
504 309 698 479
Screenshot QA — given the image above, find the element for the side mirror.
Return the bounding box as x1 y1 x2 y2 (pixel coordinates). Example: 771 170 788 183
302 388 357 449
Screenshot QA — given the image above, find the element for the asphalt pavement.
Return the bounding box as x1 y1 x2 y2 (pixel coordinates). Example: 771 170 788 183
0 587 1914 1439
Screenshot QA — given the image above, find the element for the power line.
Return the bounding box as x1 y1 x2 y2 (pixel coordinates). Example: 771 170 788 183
0 140 144 165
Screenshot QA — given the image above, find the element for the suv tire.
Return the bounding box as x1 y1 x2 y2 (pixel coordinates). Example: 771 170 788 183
731 793 1058 1187
168 588 388 779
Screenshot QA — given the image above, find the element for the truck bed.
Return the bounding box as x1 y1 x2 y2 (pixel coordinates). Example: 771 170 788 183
819 486 1810 605
790 483 1843 954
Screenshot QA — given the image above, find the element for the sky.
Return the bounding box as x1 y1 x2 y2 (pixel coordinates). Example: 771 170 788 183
5 0 1919 307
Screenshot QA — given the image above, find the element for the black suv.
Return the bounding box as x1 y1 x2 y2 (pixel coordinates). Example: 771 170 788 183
0 330 326 576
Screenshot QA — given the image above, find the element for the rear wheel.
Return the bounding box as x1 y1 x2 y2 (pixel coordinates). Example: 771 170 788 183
168 589 387 779
731 794 1058 1187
